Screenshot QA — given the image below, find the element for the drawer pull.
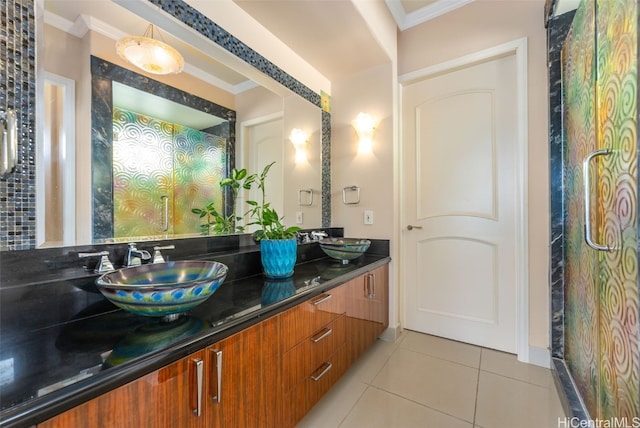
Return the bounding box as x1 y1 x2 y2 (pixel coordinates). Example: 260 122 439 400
311 294 332 305
192 358 203 417
311 362 333 381
311 327 333 343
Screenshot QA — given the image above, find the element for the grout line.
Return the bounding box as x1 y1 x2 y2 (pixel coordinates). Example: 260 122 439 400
367 384 475 426
473 348 483 426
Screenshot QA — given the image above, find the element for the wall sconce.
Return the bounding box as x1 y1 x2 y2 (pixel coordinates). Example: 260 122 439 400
116 24 184 75
353 112 376 155
289 128 308 163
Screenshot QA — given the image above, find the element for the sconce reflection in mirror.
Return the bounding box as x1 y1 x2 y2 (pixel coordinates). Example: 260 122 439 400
289 128 308 163
1 109 18 178
116 24 184 75
353 112 376 155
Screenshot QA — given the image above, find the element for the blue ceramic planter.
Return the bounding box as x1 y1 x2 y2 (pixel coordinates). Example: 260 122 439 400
260 238 297 279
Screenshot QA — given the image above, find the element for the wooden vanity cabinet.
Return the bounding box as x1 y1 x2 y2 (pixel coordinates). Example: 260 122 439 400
38 316 279 428
345 264 389 363
37 349 208 428
37 263 389 428
208 315 279 428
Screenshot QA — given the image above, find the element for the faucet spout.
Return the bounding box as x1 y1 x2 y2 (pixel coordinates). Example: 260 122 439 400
125 243 151 267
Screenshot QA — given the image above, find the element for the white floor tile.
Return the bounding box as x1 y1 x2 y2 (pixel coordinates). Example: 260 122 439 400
296 332 567 428
480 348 553 387
372 348 479 422
475 371 565 428
340 386 473 428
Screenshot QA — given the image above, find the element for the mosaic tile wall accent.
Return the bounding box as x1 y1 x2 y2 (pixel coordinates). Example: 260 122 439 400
146 0 331 229
0 0 36 250
561 0 639 419
112 107 227 238
91 56 235 241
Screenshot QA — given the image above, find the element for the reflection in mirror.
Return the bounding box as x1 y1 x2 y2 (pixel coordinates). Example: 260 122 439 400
36 0 327 248
90 56 236 243
111 82 229 239
38 72 76 248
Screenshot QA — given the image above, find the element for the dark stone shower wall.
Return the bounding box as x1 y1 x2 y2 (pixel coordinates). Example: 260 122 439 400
547 10 576 359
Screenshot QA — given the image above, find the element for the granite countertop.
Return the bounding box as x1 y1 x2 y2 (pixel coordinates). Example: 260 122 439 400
0 253 390 427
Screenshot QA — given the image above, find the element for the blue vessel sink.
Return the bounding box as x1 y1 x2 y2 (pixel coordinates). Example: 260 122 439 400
96 260 228 318
319 238 371 264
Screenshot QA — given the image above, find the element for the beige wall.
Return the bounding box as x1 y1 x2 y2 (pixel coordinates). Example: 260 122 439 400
331 62 398 331
397 0 550 351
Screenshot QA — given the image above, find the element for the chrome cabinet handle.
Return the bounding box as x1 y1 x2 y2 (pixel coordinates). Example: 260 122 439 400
365 273 375 298
210 349 222 403
582 149 614 251
310 362 333 381
192 358 203 416
407 225 422 230
311 294 332 305
311 327 333 343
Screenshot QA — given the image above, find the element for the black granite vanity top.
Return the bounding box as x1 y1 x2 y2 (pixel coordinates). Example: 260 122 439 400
0 247 390 427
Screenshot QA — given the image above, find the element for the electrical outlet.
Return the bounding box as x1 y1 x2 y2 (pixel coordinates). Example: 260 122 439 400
364 210 374 225
296 211 303 224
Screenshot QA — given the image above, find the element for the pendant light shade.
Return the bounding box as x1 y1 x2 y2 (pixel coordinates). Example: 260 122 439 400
116 25 184 75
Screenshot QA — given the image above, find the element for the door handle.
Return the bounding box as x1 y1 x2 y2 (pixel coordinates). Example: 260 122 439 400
582 149 614 251
407 225 422 231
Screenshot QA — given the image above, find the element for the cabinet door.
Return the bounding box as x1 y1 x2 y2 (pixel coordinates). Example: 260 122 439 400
38 350 206 428
207 316 280 428
345 264 389 363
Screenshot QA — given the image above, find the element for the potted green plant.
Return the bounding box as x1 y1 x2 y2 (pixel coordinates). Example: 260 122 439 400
192 167 255 235
246 161 301 278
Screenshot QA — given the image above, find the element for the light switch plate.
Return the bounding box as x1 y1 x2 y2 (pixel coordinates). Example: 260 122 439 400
364 210 374 225
296 211 303 224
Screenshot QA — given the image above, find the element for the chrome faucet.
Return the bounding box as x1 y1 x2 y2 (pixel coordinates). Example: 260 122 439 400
310 231 328 241
125 243 151 267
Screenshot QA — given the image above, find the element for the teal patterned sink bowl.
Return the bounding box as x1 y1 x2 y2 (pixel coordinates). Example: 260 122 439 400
319 238 371 264
96 261 228 318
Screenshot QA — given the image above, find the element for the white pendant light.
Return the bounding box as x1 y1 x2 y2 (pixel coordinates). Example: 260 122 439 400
116 24 184 75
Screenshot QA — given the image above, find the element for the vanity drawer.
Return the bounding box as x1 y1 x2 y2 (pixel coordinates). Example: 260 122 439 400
282 315 346 392
280 286 346 351
282 344 348 427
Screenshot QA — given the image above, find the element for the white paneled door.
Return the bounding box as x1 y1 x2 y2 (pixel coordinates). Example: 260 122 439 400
402 45 525 353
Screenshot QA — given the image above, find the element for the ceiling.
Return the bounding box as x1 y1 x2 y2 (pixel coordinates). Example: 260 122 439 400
232 0 475 81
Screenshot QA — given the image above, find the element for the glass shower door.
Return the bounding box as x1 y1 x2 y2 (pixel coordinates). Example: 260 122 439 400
113 107 175 238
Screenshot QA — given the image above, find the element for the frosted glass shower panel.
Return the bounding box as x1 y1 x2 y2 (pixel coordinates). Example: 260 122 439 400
112 108 228 238
113 107 174 238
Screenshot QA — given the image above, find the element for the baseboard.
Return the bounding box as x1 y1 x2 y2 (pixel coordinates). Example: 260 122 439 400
528 346 551 368
379 323 402 342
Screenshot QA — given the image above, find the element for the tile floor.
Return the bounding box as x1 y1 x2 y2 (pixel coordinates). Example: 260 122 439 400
297 330 567 428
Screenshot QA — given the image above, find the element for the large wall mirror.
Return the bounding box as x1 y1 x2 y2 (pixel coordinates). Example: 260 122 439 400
37 0 329 248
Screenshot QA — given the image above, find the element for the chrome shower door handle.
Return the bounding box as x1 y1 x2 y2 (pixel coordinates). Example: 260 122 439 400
161 195 169 232
582 149 613 251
